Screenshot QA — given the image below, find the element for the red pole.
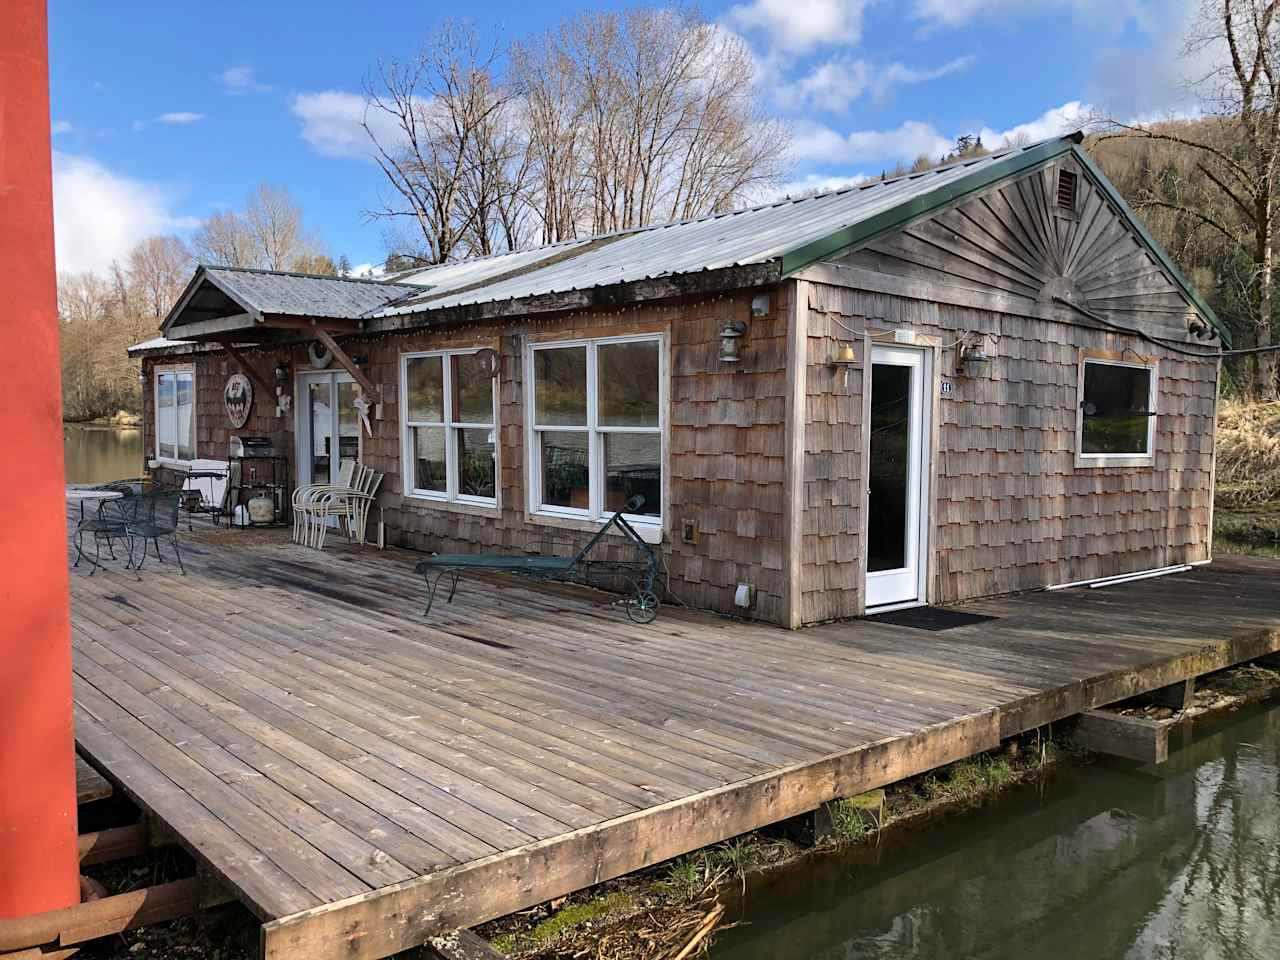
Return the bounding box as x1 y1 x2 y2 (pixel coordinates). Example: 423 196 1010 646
0 0 81 917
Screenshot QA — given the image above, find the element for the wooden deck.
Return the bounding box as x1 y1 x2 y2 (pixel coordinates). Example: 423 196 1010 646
67 519 1280 959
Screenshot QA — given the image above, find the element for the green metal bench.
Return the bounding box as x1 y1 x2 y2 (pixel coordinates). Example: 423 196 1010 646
415 495 659 623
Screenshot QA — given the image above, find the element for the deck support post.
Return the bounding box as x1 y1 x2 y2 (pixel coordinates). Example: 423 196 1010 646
423 930 505 960
1141 677 1195 711
774 802 836 847
1070 710 1171 764
0 0 82 919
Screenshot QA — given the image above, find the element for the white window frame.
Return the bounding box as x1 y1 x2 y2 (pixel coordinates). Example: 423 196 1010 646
399 348 500 508
524 333 666 540
1076 356 1158 468
153 364 196 464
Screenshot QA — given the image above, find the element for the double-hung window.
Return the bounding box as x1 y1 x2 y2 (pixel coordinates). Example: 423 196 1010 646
527 334 664 533
154 365 195 462
1077 357 1158 466
401 349 498 505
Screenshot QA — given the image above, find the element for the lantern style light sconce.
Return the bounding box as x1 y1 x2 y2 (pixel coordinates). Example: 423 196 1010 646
956 332 993 376
831 341 857 366
352 353 370 370
273 359 291 385
719 320 748 363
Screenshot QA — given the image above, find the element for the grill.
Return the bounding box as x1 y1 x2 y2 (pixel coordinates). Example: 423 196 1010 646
227 436 289 527
229 436 278 459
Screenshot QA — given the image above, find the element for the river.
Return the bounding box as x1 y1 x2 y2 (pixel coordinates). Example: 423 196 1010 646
62 422 143 484
710 701 1280 959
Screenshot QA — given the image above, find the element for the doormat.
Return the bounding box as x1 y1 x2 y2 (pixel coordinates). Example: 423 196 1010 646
868 606 997 631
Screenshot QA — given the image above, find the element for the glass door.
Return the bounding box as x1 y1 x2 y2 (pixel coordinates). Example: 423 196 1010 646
297 371 360 487
865 345 930 610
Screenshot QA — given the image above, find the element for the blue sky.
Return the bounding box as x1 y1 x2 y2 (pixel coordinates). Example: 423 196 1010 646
48 0 1201 276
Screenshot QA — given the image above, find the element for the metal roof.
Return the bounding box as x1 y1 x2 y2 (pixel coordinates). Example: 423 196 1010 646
145 133 1224 351
371 137 1073 318
195 266 425 320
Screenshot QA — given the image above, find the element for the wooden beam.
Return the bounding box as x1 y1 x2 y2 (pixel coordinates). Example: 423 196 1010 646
77 824 148 867
782 278 808 630
312 328 376 396
164 312 259 340
220 343 276 402
423 930 505 960
1070 710 1170 764
260 710 1000 960
1140 677 1195 711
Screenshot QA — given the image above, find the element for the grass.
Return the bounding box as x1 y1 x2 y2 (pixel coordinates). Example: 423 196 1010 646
490 891 634 953
656 836 791 900
1216 400 1280 510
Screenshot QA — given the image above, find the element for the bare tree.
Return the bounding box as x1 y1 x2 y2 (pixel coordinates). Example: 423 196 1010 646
191 184 327 272
127 235 192 319
363 23 509 264
368 7 790 262
1098 0 1280 398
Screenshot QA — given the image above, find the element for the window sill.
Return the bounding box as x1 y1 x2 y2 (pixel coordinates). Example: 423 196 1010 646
402 493 500 518
1074 453 1154 469
527 510 664 545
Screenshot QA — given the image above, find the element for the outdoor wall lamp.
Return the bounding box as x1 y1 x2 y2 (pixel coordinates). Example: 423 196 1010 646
352 354 370 369
831 341 858 366
273 360 290 385
956 333 993 376
718 320 747 363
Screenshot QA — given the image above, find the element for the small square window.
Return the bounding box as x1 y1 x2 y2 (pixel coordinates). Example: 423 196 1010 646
1077 358 1157 465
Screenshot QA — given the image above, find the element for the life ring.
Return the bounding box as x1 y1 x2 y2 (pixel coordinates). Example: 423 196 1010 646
308 340 333 369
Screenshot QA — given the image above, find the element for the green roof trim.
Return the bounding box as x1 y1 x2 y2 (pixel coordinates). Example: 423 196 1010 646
781 133 1230 347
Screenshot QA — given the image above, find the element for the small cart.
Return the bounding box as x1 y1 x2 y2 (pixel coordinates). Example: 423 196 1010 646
415 496 660 623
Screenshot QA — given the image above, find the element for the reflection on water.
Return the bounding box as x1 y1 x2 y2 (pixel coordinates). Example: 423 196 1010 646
712 704 1280 960
63 423 144 484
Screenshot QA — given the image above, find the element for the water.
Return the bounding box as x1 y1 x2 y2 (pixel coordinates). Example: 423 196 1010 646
712 703 1280 960
62 423 143 484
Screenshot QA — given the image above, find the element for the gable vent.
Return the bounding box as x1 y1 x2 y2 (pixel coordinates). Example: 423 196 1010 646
1057 170 1078 210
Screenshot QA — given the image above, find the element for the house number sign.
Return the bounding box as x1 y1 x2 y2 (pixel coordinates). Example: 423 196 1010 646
224 373 254 428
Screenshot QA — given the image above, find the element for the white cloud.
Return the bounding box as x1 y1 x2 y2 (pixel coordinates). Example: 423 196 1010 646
156 112 205 125
52 152 198 275
292 90 408 160
772 172 871 198
791 118 955 166
912 0 1157 30
788 55 975 113
51 120 73 135
727 0 869 54
978 100 1093 146
218 65 270 93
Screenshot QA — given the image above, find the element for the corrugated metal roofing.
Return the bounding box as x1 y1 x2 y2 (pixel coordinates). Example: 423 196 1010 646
142 131 1223 353
370 140 1049 318
127 336 192 355
196 266 426 321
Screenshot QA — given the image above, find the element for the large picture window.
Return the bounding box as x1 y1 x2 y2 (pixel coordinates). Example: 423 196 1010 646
154 366 195 462
528 335 664 531
401 349 498 505
1077 357 1157 464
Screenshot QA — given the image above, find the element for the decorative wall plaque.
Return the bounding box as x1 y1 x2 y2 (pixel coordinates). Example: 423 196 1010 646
224 373 253 428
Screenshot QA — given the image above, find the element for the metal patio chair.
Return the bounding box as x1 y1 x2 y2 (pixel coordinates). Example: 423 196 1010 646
106 490 186 578
415 495 659 623
306 465 383 550
292 459 357 545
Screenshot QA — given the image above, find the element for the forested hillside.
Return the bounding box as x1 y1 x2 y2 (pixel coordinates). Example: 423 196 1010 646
1088 121 1259 395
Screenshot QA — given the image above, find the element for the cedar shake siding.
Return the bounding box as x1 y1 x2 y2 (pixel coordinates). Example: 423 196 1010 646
140 288 790 624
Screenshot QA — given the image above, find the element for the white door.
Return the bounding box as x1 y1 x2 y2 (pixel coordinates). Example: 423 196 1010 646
865 345 931 610
296 371 360 487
